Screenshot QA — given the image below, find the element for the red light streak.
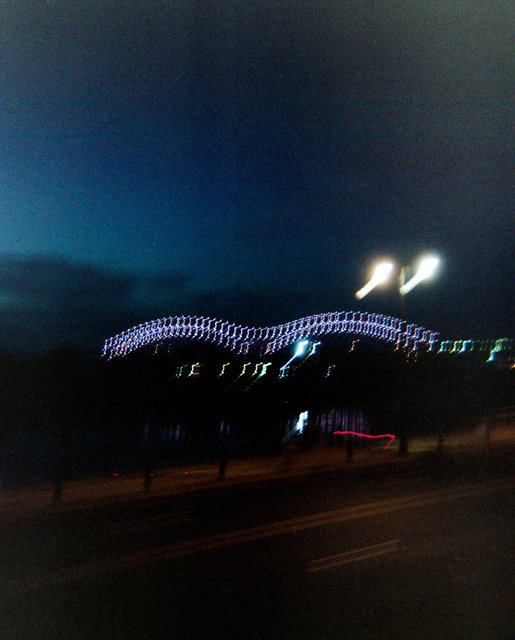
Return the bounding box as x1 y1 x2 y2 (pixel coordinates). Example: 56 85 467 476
332 431 396 449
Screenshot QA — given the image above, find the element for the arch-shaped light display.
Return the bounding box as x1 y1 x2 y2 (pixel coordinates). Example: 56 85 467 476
102 310 440 360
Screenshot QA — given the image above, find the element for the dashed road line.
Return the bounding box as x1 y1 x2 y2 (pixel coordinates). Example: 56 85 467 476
307 539 400 572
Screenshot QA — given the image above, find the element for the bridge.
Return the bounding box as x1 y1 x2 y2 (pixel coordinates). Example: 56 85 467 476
102 311 514 362
102 311 441 359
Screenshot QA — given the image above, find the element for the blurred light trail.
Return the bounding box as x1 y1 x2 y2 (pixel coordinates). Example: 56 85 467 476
399 256 440 295
218 362 230 376
102 310 440 359
355 261 394 300
332 430 396 449
280 339 310 377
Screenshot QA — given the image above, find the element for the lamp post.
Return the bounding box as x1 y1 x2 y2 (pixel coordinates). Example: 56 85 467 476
355 255 440 455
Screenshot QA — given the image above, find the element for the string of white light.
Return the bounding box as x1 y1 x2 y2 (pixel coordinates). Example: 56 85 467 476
102 311 442 359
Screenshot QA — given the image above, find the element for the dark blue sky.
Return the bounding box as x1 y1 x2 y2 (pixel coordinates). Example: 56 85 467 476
1 1 513 353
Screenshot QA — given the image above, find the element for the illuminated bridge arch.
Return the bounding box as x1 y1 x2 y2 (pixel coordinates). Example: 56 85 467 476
102 311 439 360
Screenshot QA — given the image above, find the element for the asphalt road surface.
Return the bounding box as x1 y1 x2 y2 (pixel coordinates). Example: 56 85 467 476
1 451 513 639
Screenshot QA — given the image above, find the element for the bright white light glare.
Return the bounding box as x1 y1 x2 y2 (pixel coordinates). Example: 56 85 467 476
400 256 440 295
281 339 310 372
294 339 310 357
355 261 394 299
374 261 394 283
295 410 309 434
418 256 440 278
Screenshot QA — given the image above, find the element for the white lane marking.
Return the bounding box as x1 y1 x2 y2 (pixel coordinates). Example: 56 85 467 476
307 539 400 572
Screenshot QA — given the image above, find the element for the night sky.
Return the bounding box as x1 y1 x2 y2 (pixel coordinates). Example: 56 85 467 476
1 1 513 354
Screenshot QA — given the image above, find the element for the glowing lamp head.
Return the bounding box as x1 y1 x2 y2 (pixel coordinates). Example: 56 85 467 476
417 256 440 281
373 261 394 284
400 255 440 295
355 261 394 299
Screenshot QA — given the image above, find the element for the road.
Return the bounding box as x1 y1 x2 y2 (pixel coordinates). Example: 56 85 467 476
0 450 513 639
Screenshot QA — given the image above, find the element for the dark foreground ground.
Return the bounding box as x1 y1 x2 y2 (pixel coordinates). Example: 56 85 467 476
0 441 513 640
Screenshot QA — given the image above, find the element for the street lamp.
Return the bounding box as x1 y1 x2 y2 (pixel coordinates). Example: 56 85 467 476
355 254 440 457
355 255 440 301
399 256 440 295
355 261 394 300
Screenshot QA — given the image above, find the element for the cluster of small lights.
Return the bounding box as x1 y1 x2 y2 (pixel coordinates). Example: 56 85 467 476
261 312 421 354
188 363 202 377
244 362 273 391
252 362 271 376
438 338 513 355
240 362 252 376
102 311 440 359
